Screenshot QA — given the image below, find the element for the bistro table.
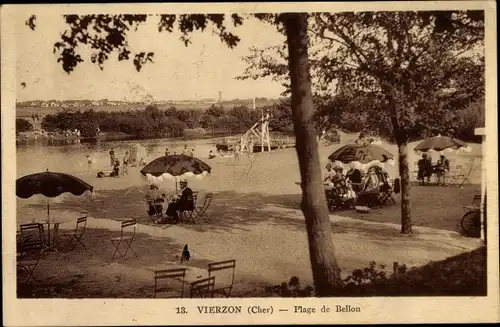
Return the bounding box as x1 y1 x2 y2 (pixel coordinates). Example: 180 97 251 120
35 219 70 252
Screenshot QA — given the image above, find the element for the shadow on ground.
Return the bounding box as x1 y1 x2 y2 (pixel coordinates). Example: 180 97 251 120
20 183 480 235
17 228 213 298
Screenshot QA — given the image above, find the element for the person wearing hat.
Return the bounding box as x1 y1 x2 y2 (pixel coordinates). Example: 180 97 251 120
164 179 194 224
417 153 428 185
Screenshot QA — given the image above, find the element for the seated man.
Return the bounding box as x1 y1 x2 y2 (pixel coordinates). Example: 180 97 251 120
164 179 194 224
346 167 363 192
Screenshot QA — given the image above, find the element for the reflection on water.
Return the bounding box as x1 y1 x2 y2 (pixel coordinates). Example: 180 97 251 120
16 138 219 177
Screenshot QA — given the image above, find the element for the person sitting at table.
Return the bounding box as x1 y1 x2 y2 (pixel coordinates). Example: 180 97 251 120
435 154 450 186
323 163 336 183
331 166 357 207
346 167 363 192
164 179 194 224
417 153 428 185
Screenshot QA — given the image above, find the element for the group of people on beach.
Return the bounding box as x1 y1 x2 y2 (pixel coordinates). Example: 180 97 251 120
323 162 394 209
165 145 196 157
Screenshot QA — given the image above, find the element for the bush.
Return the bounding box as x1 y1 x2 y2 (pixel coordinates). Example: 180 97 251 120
16 118 33 133
264 248 486 297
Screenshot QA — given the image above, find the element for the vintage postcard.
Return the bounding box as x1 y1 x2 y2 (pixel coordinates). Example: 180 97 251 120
1 1 499 325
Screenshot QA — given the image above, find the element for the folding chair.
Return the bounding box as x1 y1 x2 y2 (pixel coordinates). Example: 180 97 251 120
20 223 45 248
457 160 476 187
17 227 44 284
192 193 213 222
111 219 138 260
208 259 236 298
190 276 215 298
146 195 164 222
180 192 198 223
62 216 87 251
153 268 187 298
377 180 396 206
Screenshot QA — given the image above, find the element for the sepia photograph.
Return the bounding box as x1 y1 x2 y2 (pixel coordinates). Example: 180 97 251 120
2 1 498 326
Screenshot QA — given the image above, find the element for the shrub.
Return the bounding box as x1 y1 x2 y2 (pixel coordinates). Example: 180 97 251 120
16 118 34 133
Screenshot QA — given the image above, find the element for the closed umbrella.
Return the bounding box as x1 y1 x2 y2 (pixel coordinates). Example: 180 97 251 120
140 154 211 192
414 135 468 152
16 170 94 251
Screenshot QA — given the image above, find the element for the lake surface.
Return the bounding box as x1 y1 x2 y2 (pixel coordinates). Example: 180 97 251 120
16 138 219 178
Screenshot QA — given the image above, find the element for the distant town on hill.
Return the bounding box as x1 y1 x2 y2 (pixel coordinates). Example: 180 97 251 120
16 97 281 109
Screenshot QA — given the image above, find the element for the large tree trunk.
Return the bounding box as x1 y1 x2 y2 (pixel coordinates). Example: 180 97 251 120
397 142 412 234
282 13 342 296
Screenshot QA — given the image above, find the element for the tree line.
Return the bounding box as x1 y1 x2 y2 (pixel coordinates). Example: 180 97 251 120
19 102 294 138
16 94 483 143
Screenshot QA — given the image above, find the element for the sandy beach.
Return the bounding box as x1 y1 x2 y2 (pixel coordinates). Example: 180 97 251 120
16 136 484 297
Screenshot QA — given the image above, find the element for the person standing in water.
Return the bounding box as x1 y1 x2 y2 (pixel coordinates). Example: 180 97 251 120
86 155 93 172
109 148 116 167
234 141 241 162
122 151 130 175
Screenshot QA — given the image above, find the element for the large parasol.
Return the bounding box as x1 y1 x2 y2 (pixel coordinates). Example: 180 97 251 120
328 143 395 171
16 170 94 251
414 135 470 153
140 154 211 191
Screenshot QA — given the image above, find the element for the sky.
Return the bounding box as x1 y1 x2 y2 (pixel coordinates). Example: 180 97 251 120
16 14 286 102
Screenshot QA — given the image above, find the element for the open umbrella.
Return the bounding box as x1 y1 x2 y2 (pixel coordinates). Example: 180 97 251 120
328 143 394 170
16 170 94 251
414 135 468 153
140 154 211 191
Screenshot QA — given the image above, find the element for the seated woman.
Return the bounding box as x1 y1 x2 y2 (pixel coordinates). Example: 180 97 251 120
331 167 357 208
163 179 195 224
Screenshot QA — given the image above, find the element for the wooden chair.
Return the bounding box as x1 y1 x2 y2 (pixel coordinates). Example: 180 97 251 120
208 259 236 298
62 216 87 251
190 276 215 298
111 219 138 260
192 193 213 222
153 268 187 298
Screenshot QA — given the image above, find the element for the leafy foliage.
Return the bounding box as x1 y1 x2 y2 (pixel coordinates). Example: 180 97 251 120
16 118 34 133
266 247 486 297
240 11 485 144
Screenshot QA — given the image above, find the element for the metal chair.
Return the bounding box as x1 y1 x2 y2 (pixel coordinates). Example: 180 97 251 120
17 224 44 284
62 216 87 251
111 219 138 260
208 259 236 298
192 193 213 222
153 268 187 298
190 276 215 298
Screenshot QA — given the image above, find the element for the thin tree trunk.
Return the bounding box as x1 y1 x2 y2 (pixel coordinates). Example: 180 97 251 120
397 142 412 234
282 13 342 296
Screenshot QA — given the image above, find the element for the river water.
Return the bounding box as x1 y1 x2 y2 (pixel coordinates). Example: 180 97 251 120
16 138 219 178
